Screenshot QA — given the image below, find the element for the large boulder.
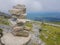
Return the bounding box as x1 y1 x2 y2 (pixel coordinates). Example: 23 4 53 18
1 33 31 45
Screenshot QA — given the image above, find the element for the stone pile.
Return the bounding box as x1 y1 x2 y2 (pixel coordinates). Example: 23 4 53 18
12 25 29 37
9 4 29 37
9 4 26 19
0 4 31 45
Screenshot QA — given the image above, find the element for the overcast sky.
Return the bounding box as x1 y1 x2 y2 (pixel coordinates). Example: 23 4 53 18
0 0 60 13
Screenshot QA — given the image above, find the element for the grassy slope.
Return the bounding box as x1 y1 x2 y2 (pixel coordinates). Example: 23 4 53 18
32 21 60 45
0 16 9 25
39 23 60 45
46 21 60 25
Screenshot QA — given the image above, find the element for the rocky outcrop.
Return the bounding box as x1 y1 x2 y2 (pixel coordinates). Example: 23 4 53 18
1 33 31 45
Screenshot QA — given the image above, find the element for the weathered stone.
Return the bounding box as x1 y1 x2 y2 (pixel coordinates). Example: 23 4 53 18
12 26 29 37
13 4 25 9
9 4 26 19
13 26 23 32
1 33 31 45
13 31 29 37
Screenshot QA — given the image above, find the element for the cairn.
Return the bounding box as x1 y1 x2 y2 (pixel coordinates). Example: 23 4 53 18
9 4 29 37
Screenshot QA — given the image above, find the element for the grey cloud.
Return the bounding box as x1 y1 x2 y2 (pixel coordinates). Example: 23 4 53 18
39 0 60 11
0 0 60 13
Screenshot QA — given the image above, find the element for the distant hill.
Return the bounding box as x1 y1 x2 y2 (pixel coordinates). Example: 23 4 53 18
43 17 60 22
27 12 60 20
34 17 60 22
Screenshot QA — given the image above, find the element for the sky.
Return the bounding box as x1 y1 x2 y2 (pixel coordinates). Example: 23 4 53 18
0 0 60 13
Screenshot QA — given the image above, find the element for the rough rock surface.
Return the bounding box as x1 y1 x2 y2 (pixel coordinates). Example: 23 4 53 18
1 33 31 45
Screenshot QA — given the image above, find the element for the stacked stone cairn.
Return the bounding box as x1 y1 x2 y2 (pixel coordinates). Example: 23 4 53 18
9 4 30 37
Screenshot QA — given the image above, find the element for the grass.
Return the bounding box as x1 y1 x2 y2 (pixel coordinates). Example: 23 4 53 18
25 21 33 30
0 29 3 33
46 22 60 25
46 21 60 25
39 23 60 45
0 16 10 25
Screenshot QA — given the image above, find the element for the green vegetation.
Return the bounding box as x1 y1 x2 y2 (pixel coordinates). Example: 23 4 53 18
50 22 60 25
39 23 60 45
25 21 33 30
0 29 3 33
0 29 3 38
45 21 60 25
0 16 10 25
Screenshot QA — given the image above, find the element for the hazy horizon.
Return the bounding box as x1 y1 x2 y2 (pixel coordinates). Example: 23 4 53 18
0 0 60 18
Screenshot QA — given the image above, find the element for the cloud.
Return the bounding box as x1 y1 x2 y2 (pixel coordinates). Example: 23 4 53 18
39 0 60 12
30 1 42 12
1 0 60 13
0 0 43 13
13 0 42 12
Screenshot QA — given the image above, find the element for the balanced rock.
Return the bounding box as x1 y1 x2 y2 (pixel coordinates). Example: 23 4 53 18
13 26 23 31
13 31 29 37
12 26 29 37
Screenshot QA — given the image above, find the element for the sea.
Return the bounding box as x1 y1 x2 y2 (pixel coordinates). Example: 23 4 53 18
27 12 60 22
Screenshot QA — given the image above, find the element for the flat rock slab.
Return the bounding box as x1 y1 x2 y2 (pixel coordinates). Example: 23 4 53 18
1 33 31 45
